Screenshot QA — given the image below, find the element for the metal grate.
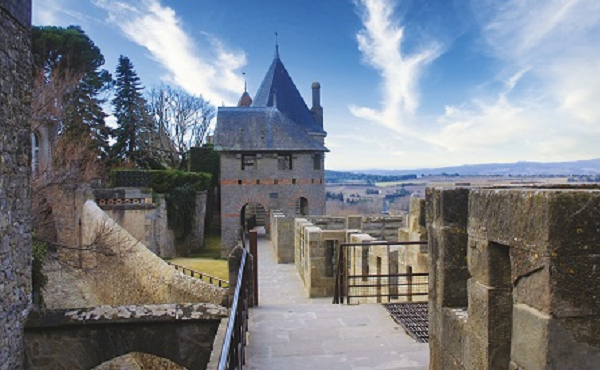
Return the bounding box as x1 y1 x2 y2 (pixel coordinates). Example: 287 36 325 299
384 302 429 343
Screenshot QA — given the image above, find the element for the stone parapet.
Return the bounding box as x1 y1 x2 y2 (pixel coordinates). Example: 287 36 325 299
428 186 600 370
24 304 226 370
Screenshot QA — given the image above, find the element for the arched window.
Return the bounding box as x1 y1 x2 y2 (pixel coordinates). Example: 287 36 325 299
32 132 40 174
297 197 309 216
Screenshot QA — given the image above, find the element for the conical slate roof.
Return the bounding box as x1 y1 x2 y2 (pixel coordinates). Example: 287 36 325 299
214 107 327 152
252 53 324 134
214 49 327 153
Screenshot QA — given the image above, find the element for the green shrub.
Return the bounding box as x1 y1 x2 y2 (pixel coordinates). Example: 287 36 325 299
166 183 197 239
110 169 211 193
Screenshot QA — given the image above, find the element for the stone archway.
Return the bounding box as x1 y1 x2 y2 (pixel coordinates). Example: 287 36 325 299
297 197 309 216
241 202 267 232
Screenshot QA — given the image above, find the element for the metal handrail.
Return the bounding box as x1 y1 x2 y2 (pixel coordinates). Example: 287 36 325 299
334 240 429 305
167 261 229 288
218 248 249 370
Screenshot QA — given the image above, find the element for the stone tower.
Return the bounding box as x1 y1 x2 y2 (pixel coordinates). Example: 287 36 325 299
214 49 328 256
0 0 33 369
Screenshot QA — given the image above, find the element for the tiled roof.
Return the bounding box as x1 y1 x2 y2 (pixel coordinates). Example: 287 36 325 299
213 107 327 152
251 55 324 134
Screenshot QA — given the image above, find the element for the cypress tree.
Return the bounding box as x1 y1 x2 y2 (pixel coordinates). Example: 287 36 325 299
112 55 149 165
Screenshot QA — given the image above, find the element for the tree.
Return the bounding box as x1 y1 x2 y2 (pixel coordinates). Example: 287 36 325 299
112 55 151 166
147 84 215 169
32 25 112 174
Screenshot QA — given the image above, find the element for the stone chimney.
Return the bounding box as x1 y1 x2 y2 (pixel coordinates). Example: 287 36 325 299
311 82 323 127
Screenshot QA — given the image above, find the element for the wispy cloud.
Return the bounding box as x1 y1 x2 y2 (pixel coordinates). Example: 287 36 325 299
349 0 441 133
423 0 600 164
92 0 246 105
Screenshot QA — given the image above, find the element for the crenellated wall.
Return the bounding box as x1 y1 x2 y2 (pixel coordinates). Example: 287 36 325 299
428 186 600 370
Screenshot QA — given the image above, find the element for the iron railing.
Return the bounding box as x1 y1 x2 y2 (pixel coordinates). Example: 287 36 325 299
218 242 251 370
167 262 229 288
333 241 429 305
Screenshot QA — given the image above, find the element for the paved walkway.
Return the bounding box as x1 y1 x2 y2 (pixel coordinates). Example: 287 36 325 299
246 234 430 370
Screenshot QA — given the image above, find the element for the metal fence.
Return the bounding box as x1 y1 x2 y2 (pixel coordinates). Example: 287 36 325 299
333 241 429 305
167 261 229 288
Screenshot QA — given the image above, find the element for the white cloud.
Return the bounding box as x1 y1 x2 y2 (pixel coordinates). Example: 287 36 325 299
349 0 441 133
92 0 246 106
417 0 600 166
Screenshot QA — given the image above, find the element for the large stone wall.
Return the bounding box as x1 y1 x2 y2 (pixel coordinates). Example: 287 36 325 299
80 200 227 306
269 210 295 263
24 303 227 370
42 200 227 309
219 152 326 257
97 189 207 257
0 1 32 369
397 198 428 274
428 187 600 370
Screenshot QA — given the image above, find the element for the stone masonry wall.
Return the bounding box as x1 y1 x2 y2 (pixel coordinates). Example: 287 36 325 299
220 152 326 257
0 1 32 369
24 303 227 370
428 187 600 370
397 198 428 274
80 200 227 307
294 218 345 297
269 210 295 263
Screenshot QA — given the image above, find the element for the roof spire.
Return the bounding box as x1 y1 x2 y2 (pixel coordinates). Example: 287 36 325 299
243 72 247 92
275 31 279 59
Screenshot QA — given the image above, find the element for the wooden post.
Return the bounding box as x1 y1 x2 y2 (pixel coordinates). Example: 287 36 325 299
249 230 258 306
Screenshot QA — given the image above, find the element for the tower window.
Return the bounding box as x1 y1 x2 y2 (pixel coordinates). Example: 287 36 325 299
242 154 256 170
313 153 322 170
277 153 292 170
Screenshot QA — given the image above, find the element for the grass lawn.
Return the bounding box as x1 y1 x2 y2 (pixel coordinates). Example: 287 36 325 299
165 234 229 283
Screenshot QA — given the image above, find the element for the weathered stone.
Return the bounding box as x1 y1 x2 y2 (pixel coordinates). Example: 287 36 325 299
0 2 32 369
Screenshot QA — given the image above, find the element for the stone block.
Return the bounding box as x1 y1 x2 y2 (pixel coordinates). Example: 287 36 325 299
467 280 512 370
551 255 600 317
346 216 362 230
468 189 551 253
548 191 600 256
426 187 469 227
439 226 469 269
512 256 552 315
511 304 551 370
440 266 470 307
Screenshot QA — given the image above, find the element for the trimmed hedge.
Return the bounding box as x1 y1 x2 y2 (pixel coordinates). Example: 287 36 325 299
189 145 219 186
111 169 212 193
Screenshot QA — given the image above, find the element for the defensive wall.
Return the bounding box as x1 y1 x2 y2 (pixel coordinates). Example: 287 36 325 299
0 1 32 369
428 186 600 370
268 212 404 298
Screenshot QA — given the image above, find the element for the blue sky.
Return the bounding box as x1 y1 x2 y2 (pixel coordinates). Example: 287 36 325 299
33 0 600 171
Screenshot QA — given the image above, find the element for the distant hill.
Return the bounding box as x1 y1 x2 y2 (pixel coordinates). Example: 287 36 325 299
351 158 600 177
325 170 416 184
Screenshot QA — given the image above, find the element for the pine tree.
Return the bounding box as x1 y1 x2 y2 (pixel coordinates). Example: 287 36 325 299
112 55 149 165
32 25 113 175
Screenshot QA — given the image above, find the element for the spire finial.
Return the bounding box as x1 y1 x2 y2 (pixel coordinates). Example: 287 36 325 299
275 32 279 59
243 72 247 92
